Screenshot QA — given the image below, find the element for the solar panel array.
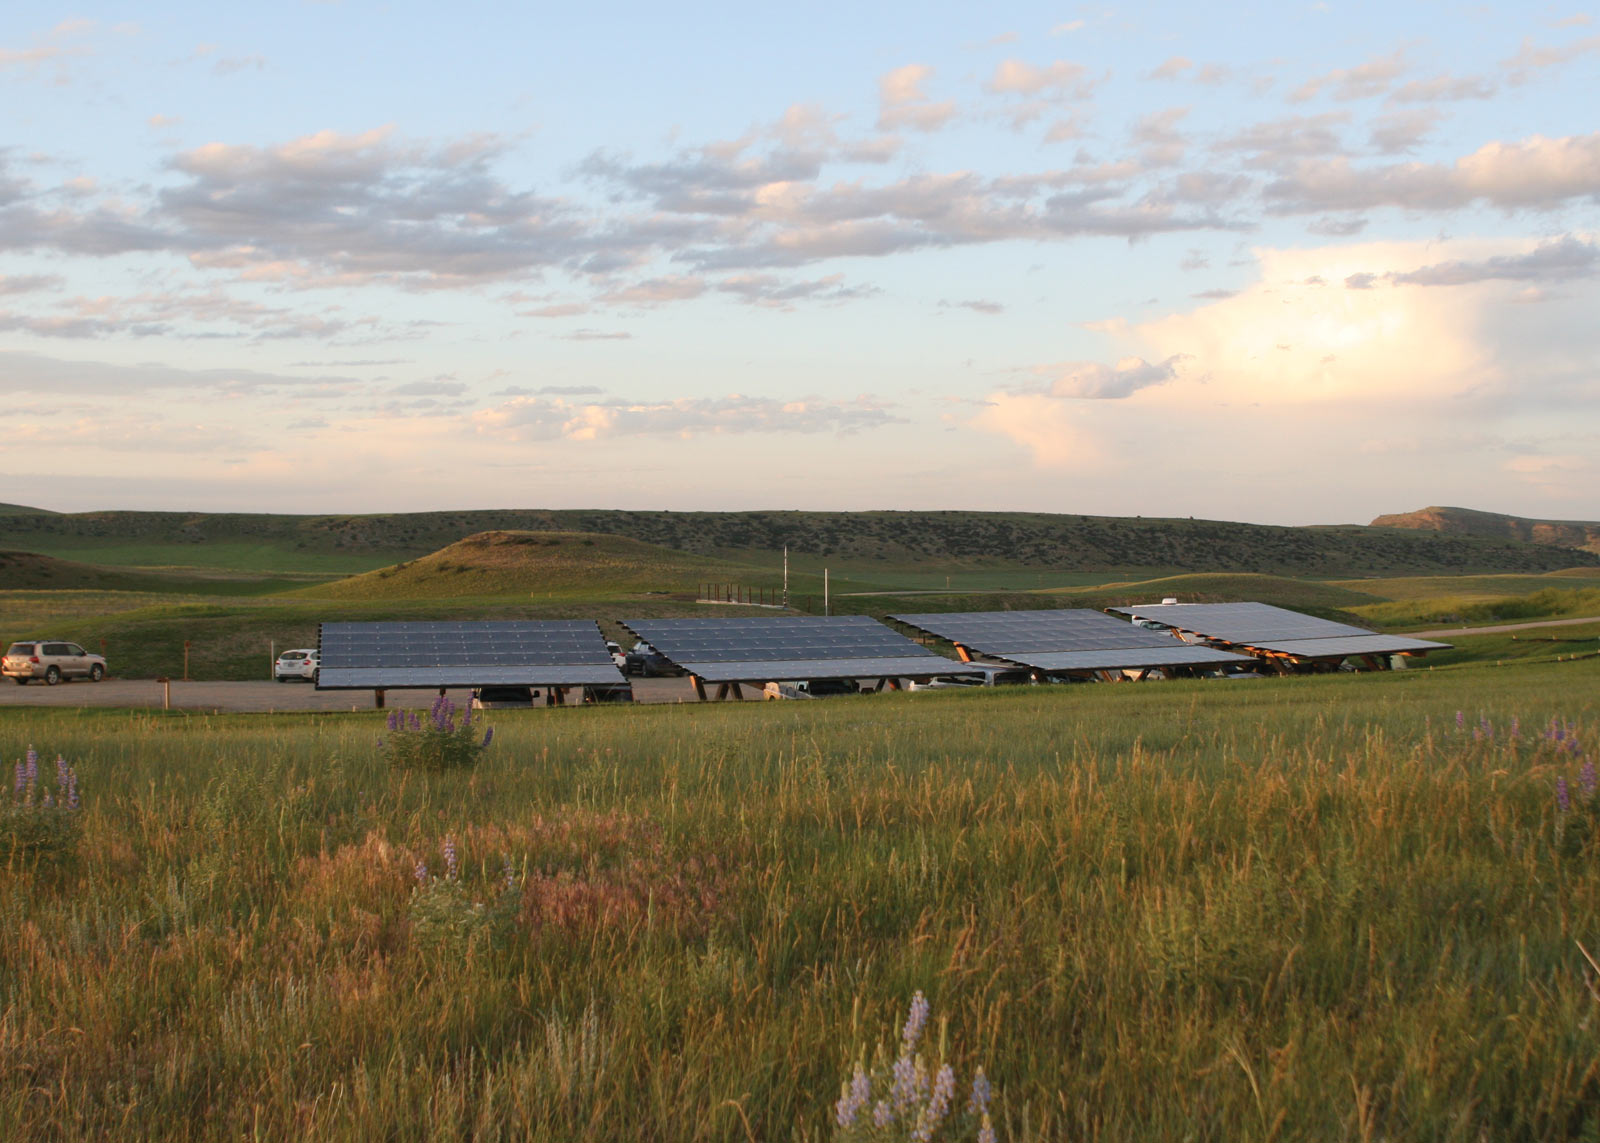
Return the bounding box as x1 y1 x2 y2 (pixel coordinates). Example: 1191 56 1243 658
1105 602 1450 659
622 615 975 683
317 620 625 689
890 609 1254 672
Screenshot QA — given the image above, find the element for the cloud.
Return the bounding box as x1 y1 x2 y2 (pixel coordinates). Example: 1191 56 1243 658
0 274 64 295
1213 113 1351 168
0 349 361 397
1290 49 1408 103
972 393 1101 468
0 19 96 76
1369 108 1442 154
1150 56 1192 80
1386 74 1496 103
1263 132 1600 213
877 65 956 132
560 329 631 341
1033 354 1185 399
1503 34 1600 84
986 58 1095 98
1389 236 1600 286
1131 107 1190 166
473 393 903 441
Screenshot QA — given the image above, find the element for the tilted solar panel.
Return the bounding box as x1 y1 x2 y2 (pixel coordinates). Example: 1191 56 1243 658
891 609 1194 655
1105 602 1372 642
316 620 625 689
622 616 958 681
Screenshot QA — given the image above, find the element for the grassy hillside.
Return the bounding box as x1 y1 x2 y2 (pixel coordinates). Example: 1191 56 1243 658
0 550 323 596
4 663 1598 1138
3 507 1595 577
1330 570 1600 600
297 531 782 602
1038 571 1383 612
1373 505 1600 555
1352 587 1600 630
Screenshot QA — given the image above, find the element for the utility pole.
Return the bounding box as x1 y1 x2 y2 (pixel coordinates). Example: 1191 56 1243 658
783 545 789 610
824 568 829 616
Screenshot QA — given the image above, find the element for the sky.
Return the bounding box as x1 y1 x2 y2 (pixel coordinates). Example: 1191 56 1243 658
1 1 1597 525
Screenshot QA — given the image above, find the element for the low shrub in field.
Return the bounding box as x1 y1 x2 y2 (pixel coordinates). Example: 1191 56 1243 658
834 991 996 1143
379 696 493 771
3 746 82 863
408 835 521 951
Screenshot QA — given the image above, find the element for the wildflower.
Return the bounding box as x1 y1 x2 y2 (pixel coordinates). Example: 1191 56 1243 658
901 990 930 1054
977 1114 996 1143
443 836 459 881
1510 716 1520 741
910 1064 955 1142
1480 716 1492 740
387 710 399 732
1455 710 1465 731
55 755 68 786
1581 760 1597 798
25 746 37 788
1557 777 1572 815
481 726 494 748
872 1101 893 1129
12 761 22 796
502 854 516 890
968 1067 992 1118
834 1064 870 1128
414 860 429 885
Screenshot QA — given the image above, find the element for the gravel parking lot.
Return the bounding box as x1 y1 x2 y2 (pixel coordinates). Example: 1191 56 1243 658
0 676 755 713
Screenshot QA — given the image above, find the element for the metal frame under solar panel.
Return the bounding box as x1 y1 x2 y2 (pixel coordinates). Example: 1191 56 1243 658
677 657 983 683
988 646 1257 672
1105 602 1373 643
318 665 625 689
891 609 1203 656
1242 635 1451 659
317 620 624 689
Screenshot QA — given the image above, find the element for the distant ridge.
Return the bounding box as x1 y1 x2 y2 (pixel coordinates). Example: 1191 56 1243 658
0 502 58 515
1372 506 1600 556
1 507 1596 577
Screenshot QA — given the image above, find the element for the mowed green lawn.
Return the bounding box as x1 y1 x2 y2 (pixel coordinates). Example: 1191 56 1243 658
4 662 1598 1141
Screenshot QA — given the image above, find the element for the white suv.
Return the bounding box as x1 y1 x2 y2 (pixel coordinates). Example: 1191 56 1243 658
4 641 107 685
274 648 320 683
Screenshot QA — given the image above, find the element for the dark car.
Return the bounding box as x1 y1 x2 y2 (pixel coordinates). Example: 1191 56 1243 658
622 641 684 677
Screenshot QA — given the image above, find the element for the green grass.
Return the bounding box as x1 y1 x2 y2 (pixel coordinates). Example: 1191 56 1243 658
1332 571 1600 601
2 662 1598 1140
1 540 401 575
1354 587 1600 629
1403 621 1600 670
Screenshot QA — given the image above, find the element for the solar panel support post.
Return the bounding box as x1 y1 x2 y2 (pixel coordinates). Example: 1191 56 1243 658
690 675 707 702
374 688 386 709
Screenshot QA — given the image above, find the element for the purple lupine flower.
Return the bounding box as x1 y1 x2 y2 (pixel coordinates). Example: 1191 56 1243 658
387 710 399 732
65 770 78 811
835 1065 870 1128
891 1054 918 1113
1557 776 1572 814
968 1067 992 1118
1455 710 1465 731
977 1114 996 1143
1569 739 1584 756
1580 760 1597 798
481 726 494 748
901 990 930 1054
24 747 38 787
910 1064 956 1143
55 755 68 786
443 836 459 881
414 859 428 885
12 761 23 796
1510 717 1520 741
872 1102 893 1129
1480 716 1492 740
502 854 516 890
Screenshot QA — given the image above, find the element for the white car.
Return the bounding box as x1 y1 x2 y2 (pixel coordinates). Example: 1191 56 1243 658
274 648 320 683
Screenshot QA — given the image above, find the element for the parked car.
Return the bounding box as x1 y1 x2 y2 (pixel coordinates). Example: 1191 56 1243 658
3 640 106 685
274 648 320 683
623 641 684 677
605 641 627 670
583 682 634 704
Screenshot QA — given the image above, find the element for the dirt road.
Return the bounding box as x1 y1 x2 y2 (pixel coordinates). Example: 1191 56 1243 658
0 676 735 713
1414 616 1600 638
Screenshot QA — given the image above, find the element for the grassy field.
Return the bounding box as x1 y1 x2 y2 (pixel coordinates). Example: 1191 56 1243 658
3 660 1598 1140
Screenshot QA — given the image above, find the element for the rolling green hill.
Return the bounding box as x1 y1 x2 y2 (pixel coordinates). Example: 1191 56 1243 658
296 531 780 601
2 506 1594 578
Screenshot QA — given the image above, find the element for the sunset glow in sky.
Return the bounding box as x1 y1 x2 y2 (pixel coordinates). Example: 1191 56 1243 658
2 1 1597 523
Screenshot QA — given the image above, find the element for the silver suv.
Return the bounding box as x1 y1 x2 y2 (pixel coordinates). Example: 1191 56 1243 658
3 641 107 685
